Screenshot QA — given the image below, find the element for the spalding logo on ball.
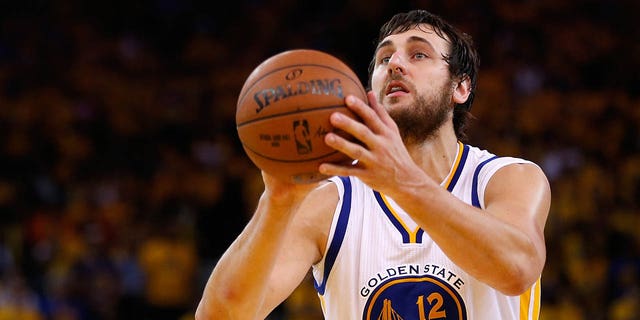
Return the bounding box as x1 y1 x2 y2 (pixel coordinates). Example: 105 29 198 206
236 49 367 184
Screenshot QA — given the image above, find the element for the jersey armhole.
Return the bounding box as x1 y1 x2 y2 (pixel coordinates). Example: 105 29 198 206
313 176 352 295
473 157 535 209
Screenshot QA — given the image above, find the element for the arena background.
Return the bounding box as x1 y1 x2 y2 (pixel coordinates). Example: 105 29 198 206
0 0 638 319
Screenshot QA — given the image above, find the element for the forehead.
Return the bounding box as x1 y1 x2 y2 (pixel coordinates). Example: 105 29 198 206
376 24 449 54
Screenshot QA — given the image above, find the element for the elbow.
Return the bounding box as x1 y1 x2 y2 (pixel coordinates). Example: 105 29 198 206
496 260 543 296
497 238 546 296
498 277 537 296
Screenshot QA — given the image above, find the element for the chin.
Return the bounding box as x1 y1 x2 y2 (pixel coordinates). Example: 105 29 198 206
385 95 404 106
385 96 412 111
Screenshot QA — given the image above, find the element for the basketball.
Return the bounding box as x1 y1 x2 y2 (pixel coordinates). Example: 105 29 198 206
236 49 367 184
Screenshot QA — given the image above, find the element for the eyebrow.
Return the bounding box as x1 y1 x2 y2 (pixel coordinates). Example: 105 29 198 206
375 35 438 54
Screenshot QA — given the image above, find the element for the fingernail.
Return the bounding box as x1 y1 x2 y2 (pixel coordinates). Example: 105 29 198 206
325 133 333 143
346 95 355 104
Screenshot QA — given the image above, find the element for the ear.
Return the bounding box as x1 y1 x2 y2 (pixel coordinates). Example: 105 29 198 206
452 76 471 105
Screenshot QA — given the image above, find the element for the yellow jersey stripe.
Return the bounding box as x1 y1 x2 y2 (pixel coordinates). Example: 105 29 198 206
532 278 541 319
519 278 541 320
443 141 464 189
379 194 421 242
376 141 466 243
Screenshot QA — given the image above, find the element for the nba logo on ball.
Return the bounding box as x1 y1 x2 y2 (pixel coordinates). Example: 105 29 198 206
293 119 312 155
235 49 367 184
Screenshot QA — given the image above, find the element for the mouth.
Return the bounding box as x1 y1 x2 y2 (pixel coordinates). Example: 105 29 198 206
385 80 409 96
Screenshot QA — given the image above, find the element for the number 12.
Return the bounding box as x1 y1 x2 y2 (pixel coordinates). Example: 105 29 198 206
416 292 447 319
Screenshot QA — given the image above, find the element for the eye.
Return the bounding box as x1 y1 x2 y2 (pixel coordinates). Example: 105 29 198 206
375 48 393 65
413 52 429 60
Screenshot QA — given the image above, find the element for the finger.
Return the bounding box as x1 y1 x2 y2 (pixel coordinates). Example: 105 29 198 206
344 94 388 134
365 91 396 128
318 160 365 178
329 106 376 149
324 130 371 164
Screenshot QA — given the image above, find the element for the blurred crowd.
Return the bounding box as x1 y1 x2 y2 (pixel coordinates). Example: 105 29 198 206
0 0 638 319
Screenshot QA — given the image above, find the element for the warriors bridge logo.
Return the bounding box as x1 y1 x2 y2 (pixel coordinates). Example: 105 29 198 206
362 275 467 320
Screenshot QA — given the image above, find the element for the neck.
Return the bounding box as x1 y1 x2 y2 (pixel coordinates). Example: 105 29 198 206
405 123 460 184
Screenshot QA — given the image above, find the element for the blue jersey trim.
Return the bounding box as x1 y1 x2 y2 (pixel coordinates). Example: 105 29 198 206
374 191 423 244
471 156 499 208
447 144 469 192
315 176 352 295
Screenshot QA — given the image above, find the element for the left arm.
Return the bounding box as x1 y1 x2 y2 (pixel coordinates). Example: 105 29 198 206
319 93 550 295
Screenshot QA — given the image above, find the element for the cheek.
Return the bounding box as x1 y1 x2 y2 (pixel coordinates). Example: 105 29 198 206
370 70 386 93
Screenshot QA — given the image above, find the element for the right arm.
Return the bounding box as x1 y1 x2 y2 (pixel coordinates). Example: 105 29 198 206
195 173 337 320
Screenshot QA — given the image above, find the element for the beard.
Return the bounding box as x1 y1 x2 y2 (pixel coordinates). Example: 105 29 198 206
385 79 454 145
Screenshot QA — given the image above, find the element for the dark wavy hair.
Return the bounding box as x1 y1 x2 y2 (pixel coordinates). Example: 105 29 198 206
368 10 480 140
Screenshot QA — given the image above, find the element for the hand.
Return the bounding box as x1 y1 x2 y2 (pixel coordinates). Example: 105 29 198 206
319 92 428 195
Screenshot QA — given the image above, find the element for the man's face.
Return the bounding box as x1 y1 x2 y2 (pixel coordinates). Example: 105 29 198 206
370 24 455 142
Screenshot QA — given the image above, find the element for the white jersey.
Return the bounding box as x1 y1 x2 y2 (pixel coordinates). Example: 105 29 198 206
312 142 541 320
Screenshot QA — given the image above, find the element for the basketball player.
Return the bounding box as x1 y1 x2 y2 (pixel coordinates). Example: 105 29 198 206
196 9 550 320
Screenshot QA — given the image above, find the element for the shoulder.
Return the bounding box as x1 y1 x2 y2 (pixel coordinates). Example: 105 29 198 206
464 144 541 183
485 161 551 216
491 161 548 184
466 145 551 213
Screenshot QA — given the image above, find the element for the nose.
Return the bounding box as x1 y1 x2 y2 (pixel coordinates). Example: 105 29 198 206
387 52 406 75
